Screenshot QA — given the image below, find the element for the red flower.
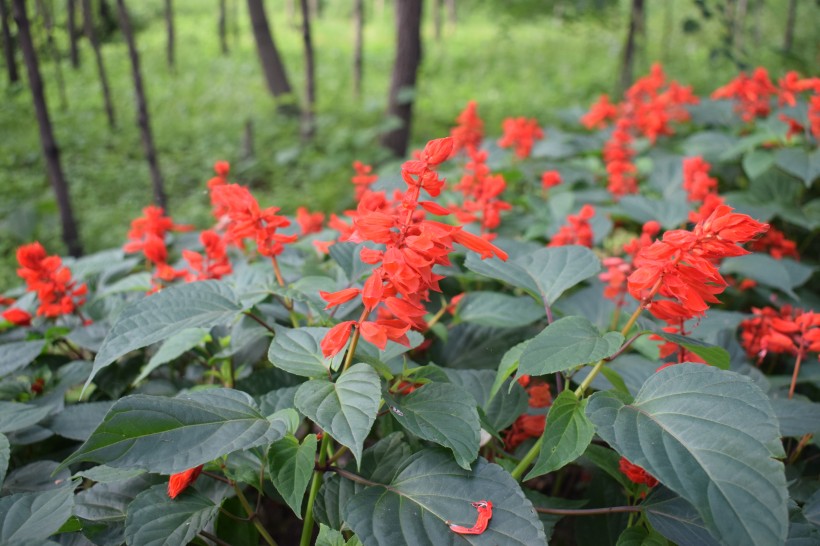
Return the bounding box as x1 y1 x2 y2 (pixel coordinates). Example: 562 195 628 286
447 500 493 535
168 465 204 499
549 205 596 248
2 308 32 326
712 67 778 121
451 101 484 154
296 206 325 235
498 117 543 158
504 414 545 451
581 94 618 129
319 288 361 309
15 242 87 318
541 170 562 191
320 321 355 358
528 383 552 408
618 457 658 487
682 156 718 202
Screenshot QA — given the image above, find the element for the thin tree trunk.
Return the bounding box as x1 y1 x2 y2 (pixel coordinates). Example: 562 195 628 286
165 0 174 68
67 0 80 68
218 0 228 55
308 0 318 20
12 0 82 256
433 0 442 41
116 0 167 210
618 0 643 97
246 0 294 104
783 0 796 52
82 0 115 128
733 0 747 51
353 0 363 98
0 0 19 83
380 0 422 157
35 0 68 110
299 0 315 140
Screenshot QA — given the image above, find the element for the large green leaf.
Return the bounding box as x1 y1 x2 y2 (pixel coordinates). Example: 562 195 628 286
0 402 52 434
268 433 317 517
618 195 691 229
770 398 820 438
457 292 544 328
0 340 46 378
442 369 528 433
775 147 820 188
384 382 480 470
269 326 336 377
526 390 595 480
74 474 161 522
48 401 113 441
0 433 8 486
644 488 720 546
59 388 288 474
295 363 381 466
518 316 624 378
88 280 243 389
652 332 729 370
0 484 75 542
586 364 788 546
489 340 531 402
124 484 219 546
134 328 210 384
344 449 547 545
721 255 813 299
465 245 600 306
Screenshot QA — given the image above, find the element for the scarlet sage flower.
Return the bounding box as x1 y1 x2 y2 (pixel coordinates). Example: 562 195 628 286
2 308 32 326
447 500 493 535
747 226 799 260
182 230 233 282
498 117 543 159
296 206 325 235
16 242 87 318
541 170 562 191
581 94 618 129
682 156 718 202
712 67 778 122
167 465 204 499
450 148 511 237
451 101 484 154
618 457 658 488
504 414 545 451
548 205 596 248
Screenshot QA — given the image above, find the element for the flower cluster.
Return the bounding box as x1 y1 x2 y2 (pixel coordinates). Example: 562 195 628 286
548 204 595 248
181 230 232 282
167 464 204 499
599 220 661 302
747 226 799 260
450 148 511 238
451 100 484 154
740 306 820 363
498 117 543 159
351 160 378 199
682 156 718 202
1 298 32 326
123 205 192 284
618 457 658 488
712 67 778 122
503 376 552 451
541 170 562 192
319 137 508 357
15 242 87 318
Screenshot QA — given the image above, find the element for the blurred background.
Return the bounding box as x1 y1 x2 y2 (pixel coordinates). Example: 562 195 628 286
0 0 817 286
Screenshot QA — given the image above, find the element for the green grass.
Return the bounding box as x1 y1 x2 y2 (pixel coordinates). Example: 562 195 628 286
0 0 816 287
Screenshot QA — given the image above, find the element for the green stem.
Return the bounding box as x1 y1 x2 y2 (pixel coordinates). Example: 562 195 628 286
510 436 543 481
341 309 368 373
233 483 277 546
301 433 331 546
535 505 642 516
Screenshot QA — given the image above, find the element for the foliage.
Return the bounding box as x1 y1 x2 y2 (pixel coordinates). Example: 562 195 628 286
0 63 818 546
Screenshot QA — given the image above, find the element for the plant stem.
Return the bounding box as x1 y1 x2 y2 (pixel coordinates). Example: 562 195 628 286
510 436 543 481
200 530 232 546
788 350 804 399
326 445 349 465
534 505 642 516
322 465 382 488
233 482 277 546
243 310 277 335
341 309 368 373
271 256 299 326
300 433 330 546
425 300 449 331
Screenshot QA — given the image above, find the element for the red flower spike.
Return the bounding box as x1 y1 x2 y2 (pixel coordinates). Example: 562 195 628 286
168 465 204 499
451 101 484 154
319 288 361 309
447 500 493 535
618 457 658 488
15 242 87 318
2 308 32 326
421 137 454 166
321 321 355 358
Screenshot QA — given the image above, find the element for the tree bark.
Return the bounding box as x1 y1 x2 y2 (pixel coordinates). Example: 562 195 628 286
12 0 82 256
618 0 643 97
82 0 115 128
35 0 68 109
0 0 18 83
165 0 174 68
783 0 796 52
353 0 363 98
67 0 80 68
116 0 167 210
246 0 294 104
299 0 315 140
380 0 422 158
218 0 228 55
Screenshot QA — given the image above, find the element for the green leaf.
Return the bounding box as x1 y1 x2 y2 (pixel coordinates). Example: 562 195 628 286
0 485 75 542
770 398 820 437
268 433 317 518
644 488 721 546
0 340 46 378
526 390 595 479
124 484 219 546
134 328 210 384
88 280 243 390
74 474 160 522
458 292 545 328
581 444 632 490
383 382 480 470
0 402 52 434
344 449 546 545
652 332 730 370
268 326 337 377
586 364 788 546
0 433 8 486
722 255 813 299
619 195 691 229
616 526 668 546
442 369 528 433
317 524 363 546
465 245 600 306
518 316 624 378
775 147 820 188
523 489 587 541
743 149 774 180
489 340 531 402
295 363 381 466
59 388 288 474
48 401 113 441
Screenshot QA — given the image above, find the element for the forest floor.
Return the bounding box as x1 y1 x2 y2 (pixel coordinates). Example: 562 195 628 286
0 0 816 286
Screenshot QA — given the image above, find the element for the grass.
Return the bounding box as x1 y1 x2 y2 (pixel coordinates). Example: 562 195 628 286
0 0 817 287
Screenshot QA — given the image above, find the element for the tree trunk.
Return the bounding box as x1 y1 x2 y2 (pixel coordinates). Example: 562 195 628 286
12 0 82 256
0 0 19 83
433 0 442 41
67 0 80 68
299 0 315 140
82 0 115 128
783 0 796 52
116 0 167 210
618 0 643 97
353 0 363 98
165 0 174 68
380 0 422 157
246 0 294 104
218 0 228 55
35 0 68 109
